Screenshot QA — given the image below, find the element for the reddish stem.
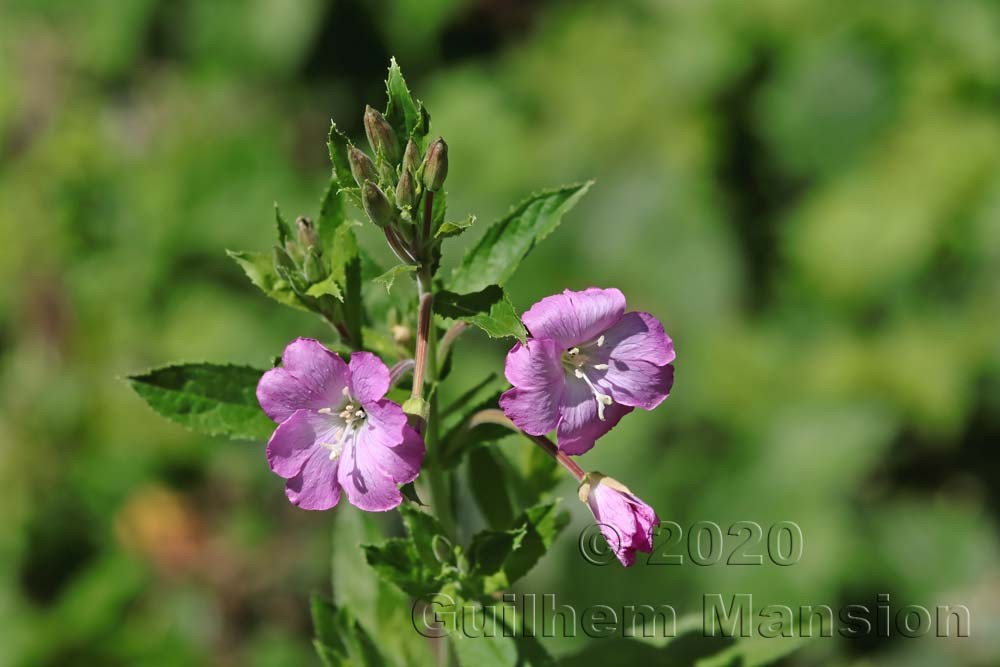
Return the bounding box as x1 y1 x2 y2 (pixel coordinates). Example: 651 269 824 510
468 409 585 481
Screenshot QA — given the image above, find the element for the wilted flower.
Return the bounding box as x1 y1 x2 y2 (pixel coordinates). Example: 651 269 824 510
579 473 659 567
499 287 674 454
257 338 424 511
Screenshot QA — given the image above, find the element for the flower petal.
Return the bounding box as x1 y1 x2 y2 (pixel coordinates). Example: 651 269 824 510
603 311 675 366
522 288 626 348
355 400 423 483
338 430 403 512
257 338 349 422
349 352 391 404
556 376 632 455
587 486 640 566
600 359 674 410
499 387 562 436
503 338 563 388
285 446 342 510
266 409 340 478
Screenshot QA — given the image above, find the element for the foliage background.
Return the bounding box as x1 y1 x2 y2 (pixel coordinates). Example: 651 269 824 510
2 0 999 665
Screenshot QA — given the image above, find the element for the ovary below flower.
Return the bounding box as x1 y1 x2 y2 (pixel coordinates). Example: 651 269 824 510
579 472 660 567
499 287 675 455
256 338 424 511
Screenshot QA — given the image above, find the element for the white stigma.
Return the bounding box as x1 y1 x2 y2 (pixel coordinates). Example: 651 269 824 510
574 368 613 421
596 335 605 347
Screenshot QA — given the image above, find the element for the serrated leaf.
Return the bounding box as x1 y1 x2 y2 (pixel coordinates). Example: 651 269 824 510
434 286 527 342
374 264 418 293
275 203 292 246
327 123 357 199
227 249 309 312
363 505 451 599
435 214 476 239
385 58 428 145
448 182 593 293
306 275 344 300
128 363 272 441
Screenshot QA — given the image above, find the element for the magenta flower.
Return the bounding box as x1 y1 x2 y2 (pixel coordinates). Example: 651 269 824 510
579 473 660 567
257 338 424 511
499 287 674 455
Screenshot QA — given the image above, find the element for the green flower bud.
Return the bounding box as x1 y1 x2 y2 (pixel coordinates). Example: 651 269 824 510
402 138 421 175
364 105 399 163
348 146 377 187
421 137 448 192
362 181 396 228
295 216 318 249
302 246 324 283
395 168 415 210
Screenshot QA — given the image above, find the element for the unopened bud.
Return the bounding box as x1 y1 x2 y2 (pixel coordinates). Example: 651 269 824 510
364 105 399 163
402 138 421 175
395 169 416 210
295 216 318 248
421 137 448 192
348 146 377 187
304 247 325 283
362 181 396 228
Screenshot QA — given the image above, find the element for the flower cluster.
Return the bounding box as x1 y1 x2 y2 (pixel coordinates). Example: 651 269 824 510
256 287 673 566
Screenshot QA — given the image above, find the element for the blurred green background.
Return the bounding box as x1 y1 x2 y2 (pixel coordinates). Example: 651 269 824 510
2 0 999 665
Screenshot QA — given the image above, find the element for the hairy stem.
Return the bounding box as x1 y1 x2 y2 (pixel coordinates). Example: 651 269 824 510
469 409 585 481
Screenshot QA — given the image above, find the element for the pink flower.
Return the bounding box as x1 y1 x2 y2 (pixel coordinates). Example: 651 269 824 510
579 473 660 567
257 338 424 511
499 287 674 455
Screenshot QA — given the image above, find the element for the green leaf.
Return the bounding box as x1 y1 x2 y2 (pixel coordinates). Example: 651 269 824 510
331 512 434 667
274 203 292 246
363 505 450 598
374 264 418 293
467 447 516 529
435 286 527 342
305 275 343 300
227 249 308 312
435 214 476 239
310 596 387 667
385 57 429 145
128 363 272 441
327 123 357 200
448 181 594 293
439 374 509 468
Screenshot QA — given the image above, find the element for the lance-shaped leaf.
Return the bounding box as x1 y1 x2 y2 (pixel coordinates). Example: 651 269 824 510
435 214 476 239
385 58 429 146
227 249 309 312
128 363 272 441
327 123 359 203
434 286 527 342
448 181 593 294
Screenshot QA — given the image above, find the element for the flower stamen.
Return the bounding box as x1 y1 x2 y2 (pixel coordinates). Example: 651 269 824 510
574 368 613 421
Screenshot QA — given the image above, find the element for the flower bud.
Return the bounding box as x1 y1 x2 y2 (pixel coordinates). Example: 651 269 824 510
302 247 324 283
395 168 416 210
364 105 399 163
362 181 396 228
402 138 421 175
421 137 448 192
295 216 318 249
348 146 377 187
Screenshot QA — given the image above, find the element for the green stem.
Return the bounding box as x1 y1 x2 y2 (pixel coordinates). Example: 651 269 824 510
415 270 455 535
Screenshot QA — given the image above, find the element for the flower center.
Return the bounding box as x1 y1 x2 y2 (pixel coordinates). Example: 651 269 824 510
317 387 366 460
561 336 612 421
